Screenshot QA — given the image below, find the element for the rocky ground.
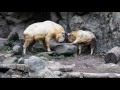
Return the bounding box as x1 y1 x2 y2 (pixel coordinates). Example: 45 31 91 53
1 50 120 78
0 31 120 78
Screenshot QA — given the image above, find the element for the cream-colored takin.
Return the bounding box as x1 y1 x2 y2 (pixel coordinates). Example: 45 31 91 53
23 20 65 55
67 30 96 55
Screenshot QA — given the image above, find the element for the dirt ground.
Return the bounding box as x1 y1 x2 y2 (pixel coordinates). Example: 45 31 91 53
1 48 120 74
54 54 120 73
55 54 106 73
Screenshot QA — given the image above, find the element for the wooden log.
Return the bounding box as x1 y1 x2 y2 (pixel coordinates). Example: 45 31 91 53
83 73 120 78
0 64 28 72
59 64 75 72
104 46 120 64
83 73 108 78
60 72 120 78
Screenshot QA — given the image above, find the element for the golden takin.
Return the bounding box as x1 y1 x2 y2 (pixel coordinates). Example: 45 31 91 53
67 30 96 55
23 20 65 55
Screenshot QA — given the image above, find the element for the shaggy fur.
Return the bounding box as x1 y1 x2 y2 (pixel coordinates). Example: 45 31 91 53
68 30 96 55
23 20 65 55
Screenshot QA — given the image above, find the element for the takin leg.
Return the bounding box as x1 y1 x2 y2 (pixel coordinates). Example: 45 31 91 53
70 38 80 45
78 44 82 55
90 44 94 55
90 38 96 55
45 36 52 52
23 38 34 55
90 42 95 55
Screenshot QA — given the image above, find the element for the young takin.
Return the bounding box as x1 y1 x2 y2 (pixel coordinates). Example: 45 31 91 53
67 30 96 55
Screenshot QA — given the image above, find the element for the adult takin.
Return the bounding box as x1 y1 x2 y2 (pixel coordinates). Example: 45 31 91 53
23 20 65 55
67 30 96 55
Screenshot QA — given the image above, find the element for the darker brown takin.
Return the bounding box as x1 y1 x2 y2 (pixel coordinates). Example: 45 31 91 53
67 30 96 55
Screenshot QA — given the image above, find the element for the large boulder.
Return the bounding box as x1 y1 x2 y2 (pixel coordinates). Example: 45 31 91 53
28 56 59 78
28 56 45 73
50 40 77 55
7 32 19 42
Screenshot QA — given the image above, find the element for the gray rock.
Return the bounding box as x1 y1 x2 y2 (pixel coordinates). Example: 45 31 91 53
0 73 11 78
12 75 21 78
69 15 84 30
0 38 7 47
50 40 77 55
53 71 62 76
29 67 59 78
6 69 15 75
55 44 77 55
18 57 24 64
0 19 10 38
12 45 22 54
0 55 5 62
7 32 19 42
45 61 62 71
3 57 17 64
28 56 45 73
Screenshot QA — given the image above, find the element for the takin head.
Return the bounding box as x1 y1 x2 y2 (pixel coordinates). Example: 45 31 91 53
55 31 66 43
67 32 76 43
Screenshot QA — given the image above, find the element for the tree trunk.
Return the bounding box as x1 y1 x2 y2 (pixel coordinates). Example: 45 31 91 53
104 46 120 64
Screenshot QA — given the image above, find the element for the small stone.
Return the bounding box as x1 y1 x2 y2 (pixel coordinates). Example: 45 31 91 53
12 75 21 78
39 56 49 61
53 71 62 76
13 45 22 54
6 69 15 75
18 57 24 64
0 55 5 62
